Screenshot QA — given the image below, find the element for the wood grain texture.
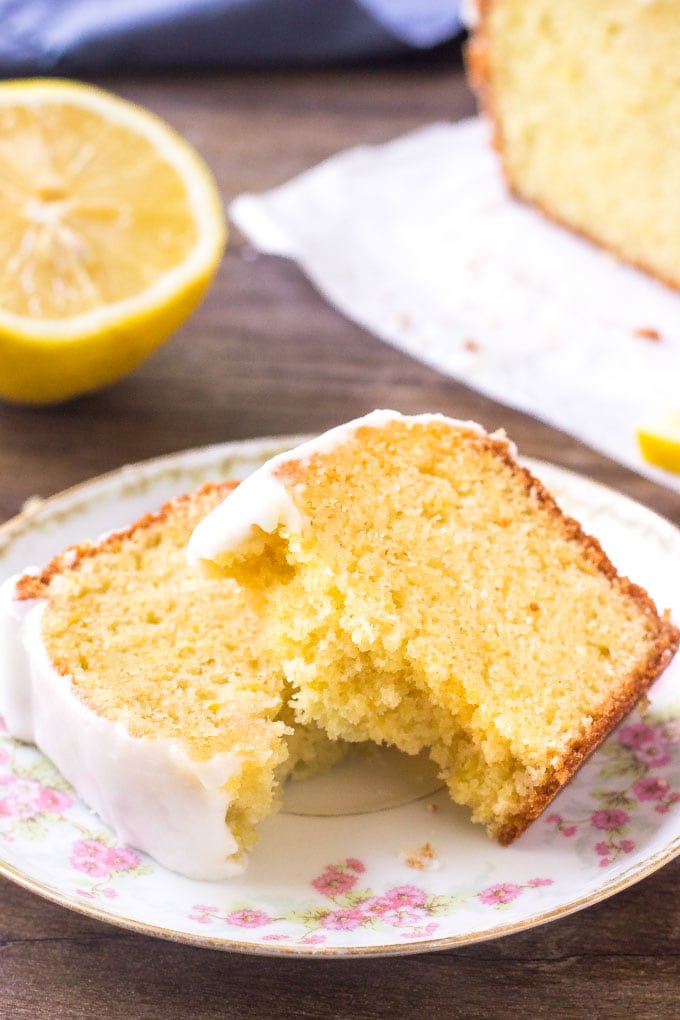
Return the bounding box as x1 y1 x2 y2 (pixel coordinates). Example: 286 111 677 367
1 44 679 1020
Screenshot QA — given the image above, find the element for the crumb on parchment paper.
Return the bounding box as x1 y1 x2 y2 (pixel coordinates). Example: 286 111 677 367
634 326 662 341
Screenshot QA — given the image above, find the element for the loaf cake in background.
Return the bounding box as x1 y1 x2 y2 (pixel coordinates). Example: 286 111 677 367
0 482 342 880
466 0 680 291
190 411 679 844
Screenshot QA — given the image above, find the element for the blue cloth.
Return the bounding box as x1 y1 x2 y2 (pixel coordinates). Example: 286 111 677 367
0 0 463 73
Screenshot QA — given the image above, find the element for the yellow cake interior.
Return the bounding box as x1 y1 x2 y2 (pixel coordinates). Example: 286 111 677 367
33 483 342 858
473 0 680 289
212 418 676 842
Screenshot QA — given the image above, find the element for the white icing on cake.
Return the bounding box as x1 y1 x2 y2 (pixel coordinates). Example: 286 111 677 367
0 575 244 881
188 410 509 567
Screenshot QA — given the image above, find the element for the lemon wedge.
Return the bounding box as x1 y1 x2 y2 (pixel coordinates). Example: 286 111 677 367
0 79 226 404
636 411 680 474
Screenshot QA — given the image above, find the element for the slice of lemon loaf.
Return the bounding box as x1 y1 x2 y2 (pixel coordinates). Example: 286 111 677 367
0 482 340 879
467 0 680 290
189 411 679 844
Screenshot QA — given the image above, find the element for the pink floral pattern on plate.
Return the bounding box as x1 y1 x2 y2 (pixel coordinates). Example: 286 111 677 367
545 718 680 867
0 717 152 903
188 858 554 944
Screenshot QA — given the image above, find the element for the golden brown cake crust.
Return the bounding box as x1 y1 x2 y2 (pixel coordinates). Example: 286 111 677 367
473 434 680 841
465 0 680 293
497 612 678 844
15 480 238 602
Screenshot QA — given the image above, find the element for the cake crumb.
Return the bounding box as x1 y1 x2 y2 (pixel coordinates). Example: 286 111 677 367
400 841 439 871
634 326 662 342
426 802 438 814
529 602 540 612
463 338 480 352
397 312 412 329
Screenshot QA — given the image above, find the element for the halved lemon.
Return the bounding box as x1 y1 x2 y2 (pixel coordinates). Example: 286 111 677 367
0 79 226 404
636 411 680 475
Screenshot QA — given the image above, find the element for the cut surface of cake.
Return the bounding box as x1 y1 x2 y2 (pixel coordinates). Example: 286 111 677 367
189 411 679 844
467 0 680 290
0 482 341 880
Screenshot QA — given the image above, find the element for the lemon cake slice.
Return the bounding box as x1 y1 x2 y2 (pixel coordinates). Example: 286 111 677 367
189 411 679 844
0 482 340 879
467 0 680 290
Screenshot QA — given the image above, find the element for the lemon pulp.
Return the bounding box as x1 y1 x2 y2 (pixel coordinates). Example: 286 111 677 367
0 80 225 404
636 412 680 475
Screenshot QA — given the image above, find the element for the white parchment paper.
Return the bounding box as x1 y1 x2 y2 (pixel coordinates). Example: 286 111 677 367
231 117 680 494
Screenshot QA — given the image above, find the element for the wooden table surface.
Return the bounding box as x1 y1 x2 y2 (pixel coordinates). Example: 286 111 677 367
2 47 679 1020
